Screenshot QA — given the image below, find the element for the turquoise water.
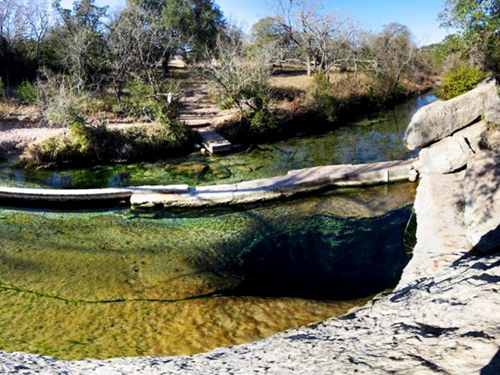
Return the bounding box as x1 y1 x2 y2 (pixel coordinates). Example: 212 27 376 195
0 93 436 189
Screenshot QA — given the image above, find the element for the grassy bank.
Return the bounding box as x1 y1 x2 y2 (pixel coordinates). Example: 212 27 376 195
217 72 433 145
21 121 194 169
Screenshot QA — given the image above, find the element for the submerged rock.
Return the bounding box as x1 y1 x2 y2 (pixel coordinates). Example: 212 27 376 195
464 151 500 252
417 121 486 174
404 79 499 150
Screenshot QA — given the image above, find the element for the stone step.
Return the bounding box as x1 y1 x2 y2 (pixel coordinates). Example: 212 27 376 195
183 119 212 127
197 129 233 154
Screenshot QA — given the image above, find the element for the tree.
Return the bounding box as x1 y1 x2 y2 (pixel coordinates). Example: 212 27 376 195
439 0 500 71
363 23 420 88
108 1 177 97
205 32 275 113
161 0 225 63
271 0 356 76
53 0 110 89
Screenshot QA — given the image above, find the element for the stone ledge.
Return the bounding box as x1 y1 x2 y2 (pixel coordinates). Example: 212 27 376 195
131 159 417 209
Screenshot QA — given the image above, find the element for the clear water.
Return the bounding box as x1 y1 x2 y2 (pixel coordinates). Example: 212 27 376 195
0 93 426 360
0 93 436 189
0 184 415 360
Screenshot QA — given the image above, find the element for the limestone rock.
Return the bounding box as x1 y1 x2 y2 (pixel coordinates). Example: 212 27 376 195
398 172 470 286
485 78 500 127
464 151 500 252
404 78 499 150
417 121 486 174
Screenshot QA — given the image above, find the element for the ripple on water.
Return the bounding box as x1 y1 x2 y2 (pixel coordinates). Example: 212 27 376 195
0 184 416 359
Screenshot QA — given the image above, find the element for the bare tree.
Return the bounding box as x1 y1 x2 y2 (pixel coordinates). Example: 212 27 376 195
272 0 356 76
362 23 419 88
108 2 178 98
204 31 275 113
23 0 50 63
0 0 27 45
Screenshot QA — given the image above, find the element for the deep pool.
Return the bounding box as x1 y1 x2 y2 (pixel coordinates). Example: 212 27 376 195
0 183 415 359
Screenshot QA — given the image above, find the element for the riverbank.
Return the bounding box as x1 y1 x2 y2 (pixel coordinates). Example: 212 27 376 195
0 77 433 169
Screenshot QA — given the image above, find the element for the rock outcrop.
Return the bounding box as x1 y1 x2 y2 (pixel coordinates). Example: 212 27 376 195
464 151 500 252
404 78 499 150
416 121 486 174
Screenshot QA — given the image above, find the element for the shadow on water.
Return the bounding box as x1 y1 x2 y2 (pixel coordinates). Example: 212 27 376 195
0 176 417 359
191 207 413 300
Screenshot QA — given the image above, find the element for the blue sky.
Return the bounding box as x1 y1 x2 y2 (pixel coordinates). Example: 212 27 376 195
61 0 453 46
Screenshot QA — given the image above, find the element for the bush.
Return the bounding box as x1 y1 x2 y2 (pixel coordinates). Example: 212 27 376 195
437 64 487 100
36 72 87 128
0 77 4 99
16 81 39 105
312 73 342 122
126 77 181 121
21 120 194 168
245 109 278 137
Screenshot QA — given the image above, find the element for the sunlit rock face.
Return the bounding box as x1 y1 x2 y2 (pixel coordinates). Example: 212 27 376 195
404 78 499 150
464 151 500 252
416 121 486 174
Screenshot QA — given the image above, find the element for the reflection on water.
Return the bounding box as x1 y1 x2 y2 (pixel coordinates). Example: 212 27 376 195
0 185 415 359
0 93 436 189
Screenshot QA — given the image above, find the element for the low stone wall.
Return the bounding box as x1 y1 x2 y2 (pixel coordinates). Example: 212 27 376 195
0 159 417 208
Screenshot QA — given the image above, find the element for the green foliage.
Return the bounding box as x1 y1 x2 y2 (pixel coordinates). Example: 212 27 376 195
161 0 225 62
15 81 40 105
437 64 487 99
312 73 342 123
421 34 464 71
53 0 111 87
22 120 193 168
0 78 4 99
439 0 500 72
126 76 181 121
244 109 277 137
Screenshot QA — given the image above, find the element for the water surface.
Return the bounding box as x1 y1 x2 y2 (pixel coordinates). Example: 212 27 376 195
0 184 415 359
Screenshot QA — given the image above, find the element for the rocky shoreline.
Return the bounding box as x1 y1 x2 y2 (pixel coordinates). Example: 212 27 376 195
0 79 499 374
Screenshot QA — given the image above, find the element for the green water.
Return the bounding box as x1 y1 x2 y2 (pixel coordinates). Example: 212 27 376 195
0 184 415 359
0 93 436 189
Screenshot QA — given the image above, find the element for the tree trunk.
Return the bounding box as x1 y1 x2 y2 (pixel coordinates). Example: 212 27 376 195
306 54 312 76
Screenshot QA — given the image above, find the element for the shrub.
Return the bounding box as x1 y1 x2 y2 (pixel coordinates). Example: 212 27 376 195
126 76 181 121
36 72 87 128
245 109 277 137
0 77 4 99
437 64 487 100
312 72 342 122
21 120 193 168
16 81 39 105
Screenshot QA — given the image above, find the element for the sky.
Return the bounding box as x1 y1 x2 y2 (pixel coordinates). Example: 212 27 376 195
60 0 453 46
